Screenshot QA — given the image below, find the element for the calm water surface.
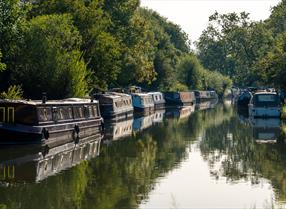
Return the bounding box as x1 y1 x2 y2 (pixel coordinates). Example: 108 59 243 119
0 102 286 209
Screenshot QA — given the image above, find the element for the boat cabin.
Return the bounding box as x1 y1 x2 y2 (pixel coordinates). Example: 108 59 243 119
148 92 165 108
95 92 133 119
131 93 154 112
0 98 103 145
164 91 195 107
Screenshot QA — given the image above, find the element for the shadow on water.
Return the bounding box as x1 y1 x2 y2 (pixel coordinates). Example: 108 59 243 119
0 102 286 208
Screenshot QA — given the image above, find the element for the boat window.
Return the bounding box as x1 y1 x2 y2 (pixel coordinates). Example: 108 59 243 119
88 106 94 117
38 107 52 122
92 105 98 116
73 106 85 119
254 94 279 107
0 107 5 122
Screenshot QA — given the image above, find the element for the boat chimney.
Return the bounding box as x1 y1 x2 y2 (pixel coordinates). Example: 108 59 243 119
42 92 47 104
90 94 94 102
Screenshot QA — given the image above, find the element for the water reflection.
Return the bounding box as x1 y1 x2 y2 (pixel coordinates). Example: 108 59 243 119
0 135 102 184
104 117 134 142
195 98 218 111
1 103 286 209
165 105 195 120
250 118 281 143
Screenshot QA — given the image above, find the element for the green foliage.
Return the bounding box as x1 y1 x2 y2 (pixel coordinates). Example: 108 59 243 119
13 14 88 99
0 51 6 72
177 55 203 90
282 106 286 119
0 0 232 98
197 11 273 86
0 85 23 99
177 54 232 95
256 31 286 89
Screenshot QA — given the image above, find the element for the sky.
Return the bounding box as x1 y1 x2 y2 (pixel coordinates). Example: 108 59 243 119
140 0 281 46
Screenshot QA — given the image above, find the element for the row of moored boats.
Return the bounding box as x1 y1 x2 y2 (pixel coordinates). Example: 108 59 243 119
0 89 218 147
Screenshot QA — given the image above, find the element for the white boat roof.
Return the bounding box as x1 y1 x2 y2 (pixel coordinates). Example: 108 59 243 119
254 92 278 95
0 98 98 105
132 93 151 97
102 92 131 99
148 92 163 95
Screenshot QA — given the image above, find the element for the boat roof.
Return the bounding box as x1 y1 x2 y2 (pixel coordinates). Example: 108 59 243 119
0 98 98 105
148 92 163 95
132 92 151 97
101 92 131 99
254 92 278 95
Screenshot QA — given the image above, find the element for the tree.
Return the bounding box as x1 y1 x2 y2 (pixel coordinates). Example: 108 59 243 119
0 0 28 89
13 14 88 99
256 31 286 89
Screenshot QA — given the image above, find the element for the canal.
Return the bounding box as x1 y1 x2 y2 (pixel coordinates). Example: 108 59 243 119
0 101 286 209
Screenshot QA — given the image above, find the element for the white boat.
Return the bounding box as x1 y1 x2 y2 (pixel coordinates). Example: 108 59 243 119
148 92 165 109
249 92 281 118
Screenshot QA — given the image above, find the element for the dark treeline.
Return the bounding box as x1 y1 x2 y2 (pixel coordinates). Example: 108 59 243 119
0 0 231 99
196 0 286 89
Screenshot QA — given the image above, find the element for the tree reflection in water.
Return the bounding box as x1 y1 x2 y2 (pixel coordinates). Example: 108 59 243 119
0 103 285 208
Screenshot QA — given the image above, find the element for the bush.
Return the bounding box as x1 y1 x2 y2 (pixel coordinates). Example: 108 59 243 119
0 85 23 100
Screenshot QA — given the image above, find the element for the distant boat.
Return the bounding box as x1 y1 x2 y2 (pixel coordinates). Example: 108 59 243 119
164 91 196 107
95 92 133 120
194 90 218 102
0 98 103 146
148 92 166 109
248 92 281 118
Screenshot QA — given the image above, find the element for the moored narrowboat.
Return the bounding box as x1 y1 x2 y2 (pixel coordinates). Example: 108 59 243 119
131 93 154 113
194 90 218 102
164 91 196 107
95 92 133 120
148 92 165 109
0 98 103 146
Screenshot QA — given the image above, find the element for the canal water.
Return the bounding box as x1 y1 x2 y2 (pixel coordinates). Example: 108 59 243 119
0 101 286 209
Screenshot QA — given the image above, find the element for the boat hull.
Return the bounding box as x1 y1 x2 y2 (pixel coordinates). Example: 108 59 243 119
0 118 103 147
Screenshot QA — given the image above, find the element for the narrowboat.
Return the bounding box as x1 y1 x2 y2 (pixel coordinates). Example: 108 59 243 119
248 92 281 118
104 117 133 142
148 92 165 109
95 92 133 120
194 90 218 102
0 98 103 146
131 93 154 113
0 135 102 183
164 91 196 107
